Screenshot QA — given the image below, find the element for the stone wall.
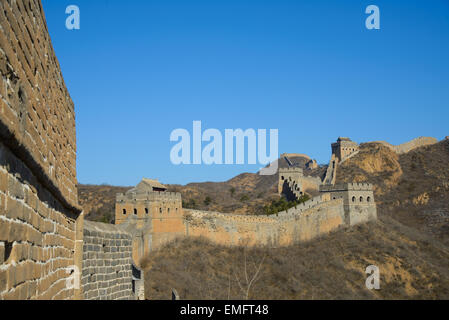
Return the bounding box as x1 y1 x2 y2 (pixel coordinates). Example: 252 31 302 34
278 167 321 199
371 137 437 154
301 175 322 193
184 196 347 247
81 221 134 300
0 0 82 300
0 0 78 207
280 153 311 161
0 141 80 299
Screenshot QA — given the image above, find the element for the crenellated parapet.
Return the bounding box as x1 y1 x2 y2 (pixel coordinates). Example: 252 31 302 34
116 191 182 203
320 183 374 192
278 167 304 173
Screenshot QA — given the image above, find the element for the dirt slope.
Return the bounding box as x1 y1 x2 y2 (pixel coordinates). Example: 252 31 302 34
142 215 449 300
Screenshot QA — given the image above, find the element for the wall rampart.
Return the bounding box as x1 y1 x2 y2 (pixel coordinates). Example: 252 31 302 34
0 0 82 300
81 221 134 300
184 198 346 247
371 137 437 154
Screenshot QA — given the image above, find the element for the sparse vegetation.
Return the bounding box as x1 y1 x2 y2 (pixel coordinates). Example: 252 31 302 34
263 194 310 215
204 196 212 206
78 184 131 223
182 199 198 209
142 216 449 300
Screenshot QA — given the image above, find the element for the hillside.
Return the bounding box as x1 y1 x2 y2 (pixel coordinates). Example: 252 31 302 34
142 215 449 300
78 154 326 220
77 138 449 300
141 139 449 300
78 184 132 223
336 139 449 244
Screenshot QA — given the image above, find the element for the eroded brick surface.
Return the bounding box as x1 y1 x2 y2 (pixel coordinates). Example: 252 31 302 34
0 0 81 300
0 0 78 208
0 142 77 300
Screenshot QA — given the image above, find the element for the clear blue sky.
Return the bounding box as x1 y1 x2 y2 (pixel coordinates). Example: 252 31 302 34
41 0 449 186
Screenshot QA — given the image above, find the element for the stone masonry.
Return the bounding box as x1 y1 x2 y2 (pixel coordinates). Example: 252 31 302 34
81 221 134 300
0 0 83 300
372 137 438 154
0 0 141 300
117 177 377 255
115 179 184 266
184 183 377 247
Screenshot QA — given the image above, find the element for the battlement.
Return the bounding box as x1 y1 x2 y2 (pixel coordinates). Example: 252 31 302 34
331 137 359 163
320 182 374 192
278 167 304 173
116 191 182 202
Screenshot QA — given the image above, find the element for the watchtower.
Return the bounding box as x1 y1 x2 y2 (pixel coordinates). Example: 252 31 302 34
331 137 359 162
115 178 184 265
319 183 377 226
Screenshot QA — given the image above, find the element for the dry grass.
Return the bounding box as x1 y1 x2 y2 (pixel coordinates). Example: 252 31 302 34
142 215 449 300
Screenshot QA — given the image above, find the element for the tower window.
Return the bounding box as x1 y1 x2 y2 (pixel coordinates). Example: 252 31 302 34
352 196 356 203
145 208 149 214
367 197 371 202
123 209 127 215
134 208 137 215
359 196 363 202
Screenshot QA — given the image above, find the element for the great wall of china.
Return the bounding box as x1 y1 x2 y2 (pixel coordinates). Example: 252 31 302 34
114 139 379 270
0 0 441 300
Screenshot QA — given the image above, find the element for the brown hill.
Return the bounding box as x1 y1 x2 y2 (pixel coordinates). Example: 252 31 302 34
78 184 132 223
168 155 325 214
78 139 449 299
336 139 449 244
142 215 449 300
79 154 325 219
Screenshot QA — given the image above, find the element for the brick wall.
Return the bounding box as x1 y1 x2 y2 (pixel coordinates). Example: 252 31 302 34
0 142 79 299
0 0 82 300
0 0 78 207
184 198 347 247
371 137 438 154
81 221 134 300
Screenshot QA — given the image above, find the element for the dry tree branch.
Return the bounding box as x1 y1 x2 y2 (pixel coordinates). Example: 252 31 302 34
233 249 266 300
